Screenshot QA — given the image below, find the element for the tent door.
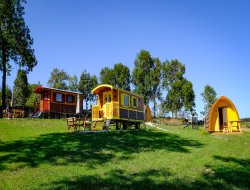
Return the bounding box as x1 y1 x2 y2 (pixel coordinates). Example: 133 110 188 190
218 107 228 130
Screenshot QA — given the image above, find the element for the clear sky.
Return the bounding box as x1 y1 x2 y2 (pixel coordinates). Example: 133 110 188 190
4 0 250 118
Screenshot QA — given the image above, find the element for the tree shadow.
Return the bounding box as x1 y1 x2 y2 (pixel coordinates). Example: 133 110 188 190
42 168 177 190
0 130 203 171
201 155 250 189
41 156 250 190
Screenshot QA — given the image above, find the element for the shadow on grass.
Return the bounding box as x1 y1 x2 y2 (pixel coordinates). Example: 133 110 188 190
0 130 203 170
41 156 250 190
201 155 250 189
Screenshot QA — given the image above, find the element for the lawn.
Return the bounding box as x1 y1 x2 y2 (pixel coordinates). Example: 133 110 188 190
0 119 250 190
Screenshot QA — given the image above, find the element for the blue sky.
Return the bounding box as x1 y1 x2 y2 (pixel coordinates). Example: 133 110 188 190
4 0 250 118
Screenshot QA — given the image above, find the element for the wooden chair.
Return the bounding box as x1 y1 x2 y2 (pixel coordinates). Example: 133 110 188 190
66 117 78 132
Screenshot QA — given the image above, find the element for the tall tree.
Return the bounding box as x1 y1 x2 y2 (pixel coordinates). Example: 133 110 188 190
0 0 37 109
162 60 195 118
201 85 217 116
132 50 154 104
47 68 68 90
182 80 196 113
13 69 29 107
25 83 40 108
79 70 98 110
99 67 115 86
0 85 12 106
113 63 131 91
162 59 185 89
150 58 162 117
68 75 78 92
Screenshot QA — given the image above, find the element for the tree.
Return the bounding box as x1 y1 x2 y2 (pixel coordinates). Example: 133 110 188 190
0 85 12 106
162 59 185 89
113 63 131 91
47 68 68 90
201 85 217 116
99 67 115 86
132 50 154 104
161 60 195 118
68 75 78 92
13 69 29 107
79 70 98 110
182 80 195 113
149 58 162 117
0 0 37 109
25 83 40 108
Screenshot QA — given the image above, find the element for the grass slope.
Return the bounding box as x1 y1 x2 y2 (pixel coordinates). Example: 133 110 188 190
0 119 250 190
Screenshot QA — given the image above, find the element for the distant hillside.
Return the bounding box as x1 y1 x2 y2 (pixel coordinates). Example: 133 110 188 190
241 118 250 122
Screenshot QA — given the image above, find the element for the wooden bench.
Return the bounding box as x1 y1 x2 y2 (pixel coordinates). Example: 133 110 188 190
229 120 241 132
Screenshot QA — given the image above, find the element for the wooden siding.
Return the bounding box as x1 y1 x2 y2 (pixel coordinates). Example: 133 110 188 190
120 109 128 119
129 110 137 120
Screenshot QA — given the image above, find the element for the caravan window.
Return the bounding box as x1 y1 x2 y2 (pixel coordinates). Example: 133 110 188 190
123 94 129 107
56 93 63 102
132 97 138 107
67 95 74 103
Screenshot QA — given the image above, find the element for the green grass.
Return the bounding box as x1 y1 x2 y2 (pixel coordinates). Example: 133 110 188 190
0 119 250 190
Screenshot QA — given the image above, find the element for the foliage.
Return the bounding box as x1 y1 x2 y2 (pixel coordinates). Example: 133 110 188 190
0 85 12 106
162 59 185 89
79 70 98 109
25 83 40 108
100 66 115 85
68 75 78 92
162 60 195 118
0 0 37 109
13 69 29 107
113 63 131 91
132 50 155 104
150 58 162 117
99 63 131 91
47 68 68 90
0 119 249 190
201 85 217 116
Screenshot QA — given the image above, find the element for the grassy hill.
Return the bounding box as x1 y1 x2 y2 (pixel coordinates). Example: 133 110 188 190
0 119 249 190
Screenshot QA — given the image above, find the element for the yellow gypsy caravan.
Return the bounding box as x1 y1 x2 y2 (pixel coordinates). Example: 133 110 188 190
91 84 147 130
204 96 241 133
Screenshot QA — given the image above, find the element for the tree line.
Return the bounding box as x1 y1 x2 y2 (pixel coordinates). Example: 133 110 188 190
1 49 217 118
0 0 217 118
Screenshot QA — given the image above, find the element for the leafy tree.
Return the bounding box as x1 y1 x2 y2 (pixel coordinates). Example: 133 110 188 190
132 50 154 104
201 85 217 116
113 63 131 91
79 70 98 110
0 85 12 106
162 59 185 89
68 75 78 92
0 0 37 109
99 67 115 86
13 69 29 107
26 83 40 108
161 60 195 118
47 68 68 90
163 80 183 118
182 80 195 113
150 58 162 117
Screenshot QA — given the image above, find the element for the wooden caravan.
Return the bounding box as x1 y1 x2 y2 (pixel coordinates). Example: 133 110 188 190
91 84 145 130
204 96 241 133
34 86 83 117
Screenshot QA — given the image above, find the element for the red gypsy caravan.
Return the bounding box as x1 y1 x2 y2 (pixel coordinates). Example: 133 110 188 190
34 86 83 118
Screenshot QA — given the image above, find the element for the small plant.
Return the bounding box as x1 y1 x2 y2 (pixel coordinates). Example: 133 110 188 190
199 127 209 135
